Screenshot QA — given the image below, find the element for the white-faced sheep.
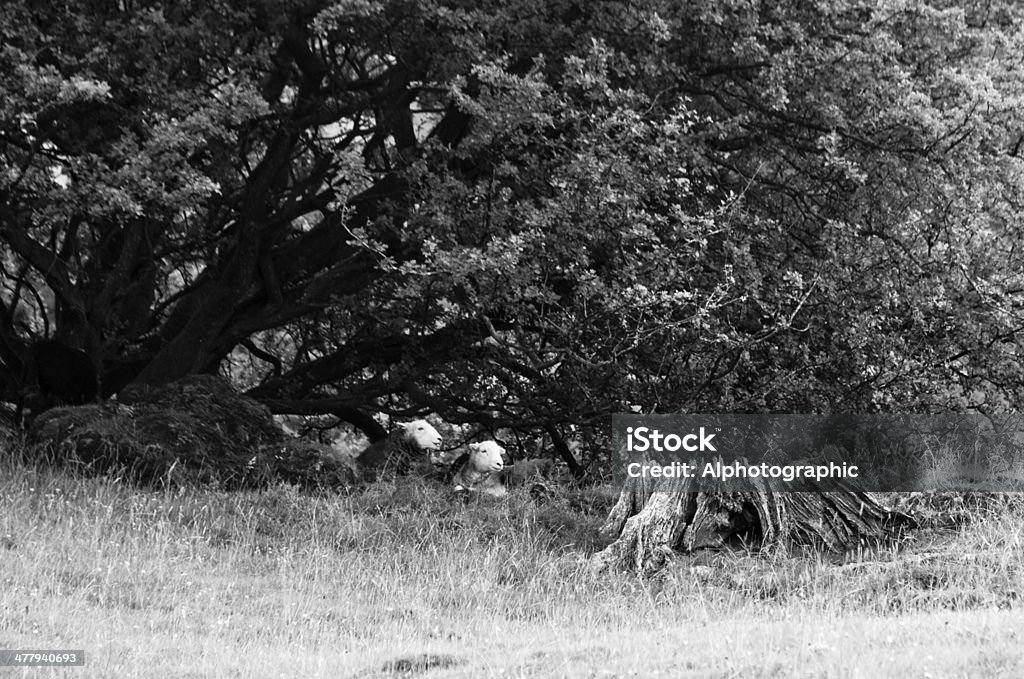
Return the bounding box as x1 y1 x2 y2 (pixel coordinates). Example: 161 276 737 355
355 419 442 480
452 440 508 497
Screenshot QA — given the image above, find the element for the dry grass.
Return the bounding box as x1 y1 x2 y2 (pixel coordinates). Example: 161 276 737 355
1 441 1022 679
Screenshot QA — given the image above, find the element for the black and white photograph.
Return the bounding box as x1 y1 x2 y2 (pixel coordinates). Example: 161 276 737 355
1 1 1022 676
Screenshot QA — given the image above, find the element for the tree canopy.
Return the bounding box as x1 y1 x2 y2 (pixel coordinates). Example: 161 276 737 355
3 0 1024 470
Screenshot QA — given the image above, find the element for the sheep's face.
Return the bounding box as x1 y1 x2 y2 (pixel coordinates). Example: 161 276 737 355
468 440 506 473
401 420 442 451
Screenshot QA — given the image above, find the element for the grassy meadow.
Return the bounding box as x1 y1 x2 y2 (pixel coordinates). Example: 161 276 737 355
1 438 1023 679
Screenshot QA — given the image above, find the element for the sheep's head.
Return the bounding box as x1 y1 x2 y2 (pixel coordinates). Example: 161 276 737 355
468 440 506 474
400 419 442 451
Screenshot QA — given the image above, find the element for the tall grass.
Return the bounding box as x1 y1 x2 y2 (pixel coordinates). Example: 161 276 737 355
1 440 1022 678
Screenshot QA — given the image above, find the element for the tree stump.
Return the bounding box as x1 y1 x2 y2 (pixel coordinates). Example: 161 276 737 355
592 458 914 575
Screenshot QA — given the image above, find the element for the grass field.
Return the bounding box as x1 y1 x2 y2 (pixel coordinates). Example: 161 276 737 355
1 443 1022 678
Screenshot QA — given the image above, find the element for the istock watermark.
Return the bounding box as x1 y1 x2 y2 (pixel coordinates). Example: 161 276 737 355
625 426 718 452
612 414 1024 492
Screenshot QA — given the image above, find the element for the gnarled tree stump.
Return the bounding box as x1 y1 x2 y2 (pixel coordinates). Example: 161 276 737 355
592 459 913 575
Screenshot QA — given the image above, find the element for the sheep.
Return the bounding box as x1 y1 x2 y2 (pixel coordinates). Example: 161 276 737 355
452 440 508 497
355 419 442 480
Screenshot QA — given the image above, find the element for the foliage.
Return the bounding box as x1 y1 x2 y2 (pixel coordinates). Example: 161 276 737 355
2 1 1024 471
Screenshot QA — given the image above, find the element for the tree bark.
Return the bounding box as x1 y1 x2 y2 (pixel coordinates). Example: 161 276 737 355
592 458 913 575
256 397 388 442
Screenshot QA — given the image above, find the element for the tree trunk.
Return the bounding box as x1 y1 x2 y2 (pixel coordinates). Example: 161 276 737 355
592 459 913 575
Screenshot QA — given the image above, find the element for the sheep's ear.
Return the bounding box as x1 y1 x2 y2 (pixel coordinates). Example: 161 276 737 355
396 422 410 432
468 442 482 451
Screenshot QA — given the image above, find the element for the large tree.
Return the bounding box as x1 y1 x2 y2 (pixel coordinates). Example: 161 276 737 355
2 1 1023 475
